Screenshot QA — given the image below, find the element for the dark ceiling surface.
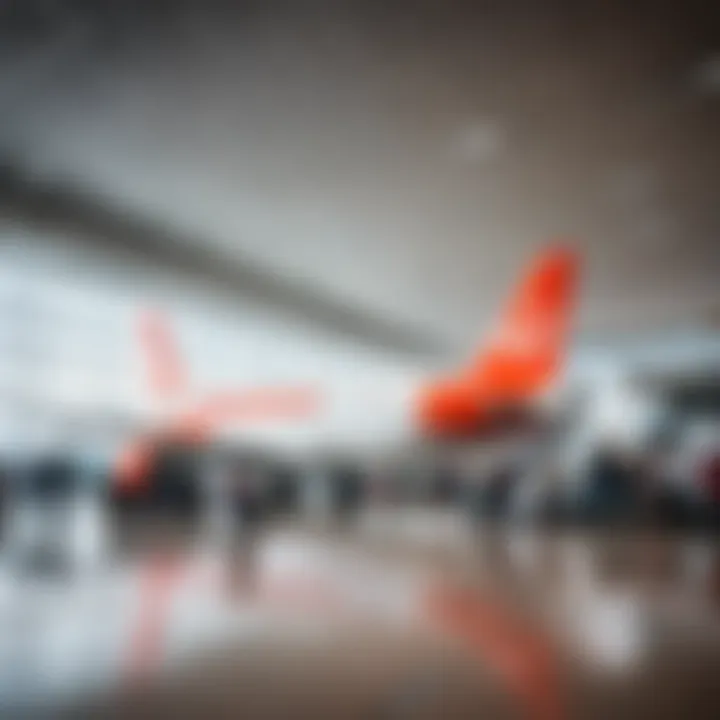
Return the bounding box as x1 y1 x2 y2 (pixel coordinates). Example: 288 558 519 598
0 0 719 357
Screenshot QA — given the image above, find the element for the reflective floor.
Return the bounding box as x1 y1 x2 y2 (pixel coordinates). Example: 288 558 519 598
5 510 720 718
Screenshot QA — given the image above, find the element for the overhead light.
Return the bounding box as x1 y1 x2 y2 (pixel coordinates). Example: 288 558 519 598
694 54 720 94
452 120 505 164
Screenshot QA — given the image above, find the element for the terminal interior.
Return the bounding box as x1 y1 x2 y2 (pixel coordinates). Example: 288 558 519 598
1 1 719 718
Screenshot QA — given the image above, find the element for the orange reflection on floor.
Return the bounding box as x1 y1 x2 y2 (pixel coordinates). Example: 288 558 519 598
425 584 564 720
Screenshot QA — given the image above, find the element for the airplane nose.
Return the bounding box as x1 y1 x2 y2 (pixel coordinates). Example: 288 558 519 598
416 379 480 435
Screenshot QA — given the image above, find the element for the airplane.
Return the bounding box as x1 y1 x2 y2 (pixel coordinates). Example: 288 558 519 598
114 244 580 505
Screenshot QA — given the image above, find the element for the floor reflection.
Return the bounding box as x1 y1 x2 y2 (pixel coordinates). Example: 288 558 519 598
2 515 720 718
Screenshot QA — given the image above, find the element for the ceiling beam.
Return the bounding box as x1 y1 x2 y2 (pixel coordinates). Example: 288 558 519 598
0 159 445 360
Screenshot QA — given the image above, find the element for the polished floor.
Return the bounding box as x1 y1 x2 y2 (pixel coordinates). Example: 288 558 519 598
5 510 720 719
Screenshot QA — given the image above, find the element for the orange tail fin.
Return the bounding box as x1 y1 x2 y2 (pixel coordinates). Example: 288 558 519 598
137 309 188 403
467 245 580 398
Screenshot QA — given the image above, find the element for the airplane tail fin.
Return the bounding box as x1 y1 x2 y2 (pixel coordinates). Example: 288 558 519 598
137 309 189 405
116 309 188 493
466 245 580 399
